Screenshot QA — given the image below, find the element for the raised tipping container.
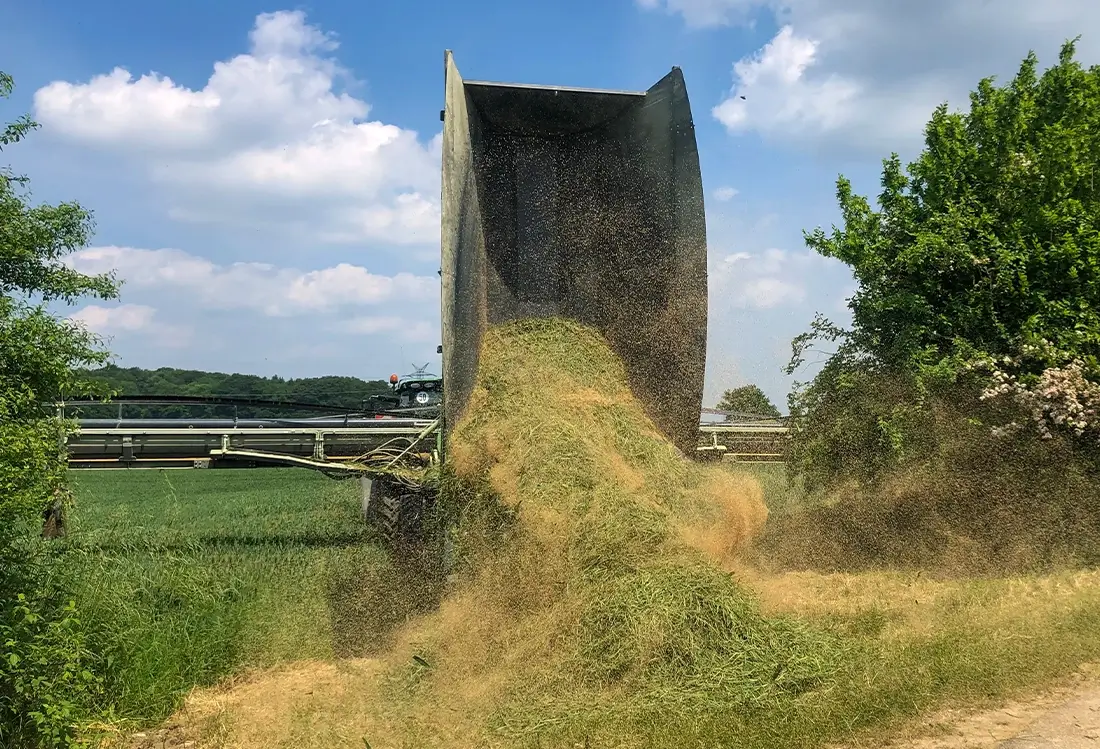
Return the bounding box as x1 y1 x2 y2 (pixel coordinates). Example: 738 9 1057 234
440 50 709 456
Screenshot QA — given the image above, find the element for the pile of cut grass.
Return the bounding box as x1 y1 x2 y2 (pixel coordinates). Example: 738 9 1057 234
362 319 1100 749
373 318 846 746
81 319 1100 749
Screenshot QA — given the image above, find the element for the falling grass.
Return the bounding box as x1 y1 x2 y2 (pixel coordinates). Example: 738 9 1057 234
346 318 846 747
371 317 1100 749
84 455 1100 749
729 461 814 514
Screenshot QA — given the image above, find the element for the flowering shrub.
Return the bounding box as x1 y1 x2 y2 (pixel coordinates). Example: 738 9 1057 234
784 39 1100 487
970 340 1100 442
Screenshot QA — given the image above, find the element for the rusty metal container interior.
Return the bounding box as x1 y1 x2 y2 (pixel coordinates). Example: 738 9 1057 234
440 50 709 456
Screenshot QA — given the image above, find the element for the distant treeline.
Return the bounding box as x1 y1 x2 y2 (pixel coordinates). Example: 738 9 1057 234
69 364 393 419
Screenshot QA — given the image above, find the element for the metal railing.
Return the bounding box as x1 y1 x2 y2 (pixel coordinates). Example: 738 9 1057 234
66 417 791 469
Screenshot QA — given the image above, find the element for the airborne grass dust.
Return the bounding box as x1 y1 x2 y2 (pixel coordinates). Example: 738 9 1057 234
751 412 1100 577
119 318 1100 749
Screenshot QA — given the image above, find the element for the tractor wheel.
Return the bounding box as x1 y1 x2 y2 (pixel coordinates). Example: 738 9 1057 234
364 475 433 549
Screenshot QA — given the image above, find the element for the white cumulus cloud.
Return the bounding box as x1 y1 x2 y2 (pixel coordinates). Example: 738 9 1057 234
737 277 806 308
341 316 438 342
713 185 739 201
65 246 438 317
641 0 1100 150
711 24 950 147
33 10 440 246
635 0 755 28
709 247 817 309
69 304 156 332
68 304 193 347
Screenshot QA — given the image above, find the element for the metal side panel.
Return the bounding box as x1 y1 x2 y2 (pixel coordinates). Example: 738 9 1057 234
441 52 708 456
441 50 488 445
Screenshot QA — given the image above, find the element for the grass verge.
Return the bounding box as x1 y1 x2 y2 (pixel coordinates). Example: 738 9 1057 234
142 461 1100 749
379 318 1100 748
61 468 405 738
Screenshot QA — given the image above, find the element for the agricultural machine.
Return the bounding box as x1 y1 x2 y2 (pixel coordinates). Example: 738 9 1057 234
376 365 444 415
362 50 710 554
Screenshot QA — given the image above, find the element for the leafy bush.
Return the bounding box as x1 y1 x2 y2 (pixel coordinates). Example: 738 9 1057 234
786 38 1100 487
1 69 119 746
0 554 103 749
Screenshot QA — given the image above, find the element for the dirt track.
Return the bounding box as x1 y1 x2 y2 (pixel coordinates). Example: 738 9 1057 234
997 688 1100 747
125 664 1100 749
860 667 1100 749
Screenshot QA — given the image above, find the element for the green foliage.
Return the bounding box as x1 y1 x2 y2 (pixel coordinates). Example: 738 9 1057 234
787 38 1100 487
0 571 103 749
0 301 115 533
1 77 116 305
0 70 118 534
72 365 392 419
715 384 782 418
0 70 120 746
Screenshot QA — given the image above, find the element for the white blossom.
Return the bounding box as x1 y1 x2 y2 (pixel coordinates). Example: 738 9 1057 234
980 352 1100 443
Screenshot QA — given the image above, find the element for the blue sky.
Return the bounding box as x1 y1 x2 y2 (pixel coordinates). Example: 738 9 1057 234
3 0 1097 411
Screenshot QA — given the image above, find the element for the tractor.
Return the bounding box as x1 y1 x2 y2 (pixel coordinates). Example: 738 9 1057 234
372 365 444 416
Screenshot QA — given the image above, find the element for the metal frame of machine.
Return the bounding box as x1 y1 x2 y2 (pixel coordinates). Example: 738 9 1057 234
66 417 786 469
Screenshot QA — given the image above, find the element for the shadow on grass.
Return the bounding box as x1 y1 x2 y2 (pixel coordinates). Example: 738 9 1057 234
323 541 447 658
61 531 370 554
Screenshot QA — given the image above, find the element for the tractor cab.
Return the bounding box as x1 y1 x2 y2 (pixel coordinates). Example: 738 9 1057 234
388 365 443 412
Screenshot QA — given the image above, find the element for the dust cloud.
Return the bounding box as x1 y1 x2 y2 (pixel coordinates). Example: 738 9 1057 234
750 420 1100 578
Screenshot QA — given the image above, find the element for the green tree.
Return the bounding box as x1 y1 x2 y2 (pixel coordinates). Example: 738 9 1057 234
1 70 118 748
716 384 782 419
69 365 393 419
786 38 1100 489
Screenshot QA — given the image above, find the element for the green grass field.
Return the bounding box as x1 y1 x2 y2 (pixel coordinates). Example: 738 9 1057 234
65 468 392 729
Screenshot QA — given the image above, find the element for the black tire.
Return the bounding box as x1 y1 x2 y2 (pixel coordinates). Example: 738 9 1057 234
364 474 454 589
365 475 433 549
